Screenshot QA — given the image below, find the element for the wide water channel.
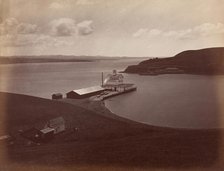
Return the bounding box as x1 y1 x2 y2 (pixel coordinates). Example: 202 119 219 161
1 58 224 128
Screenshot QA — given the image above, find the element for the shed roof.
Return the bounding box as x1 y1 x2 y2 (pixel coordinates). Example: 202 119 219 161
70 86 105 95
40 127 55 134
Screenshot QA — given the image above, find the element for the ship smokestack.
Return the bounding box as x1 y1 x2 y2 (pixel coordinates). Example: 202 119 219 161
101 72 104 87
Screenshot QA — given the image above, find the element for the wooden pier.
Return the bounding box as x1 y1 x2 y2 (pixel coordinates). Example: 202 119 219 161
90 86 137 101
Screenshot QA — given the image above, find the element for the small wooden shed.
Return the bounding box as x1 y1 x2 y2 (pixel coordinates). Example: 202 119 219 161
21 127 55 143
45 117 65 134
52 93 63 100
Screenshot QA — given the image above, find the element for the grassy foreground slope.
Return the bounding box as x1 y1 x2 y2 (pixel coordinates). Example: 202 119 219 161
0 92 224 170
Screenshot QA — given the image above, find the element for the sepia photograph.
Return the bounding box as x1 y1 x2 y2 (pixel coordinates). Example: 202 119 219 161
0 0 224 170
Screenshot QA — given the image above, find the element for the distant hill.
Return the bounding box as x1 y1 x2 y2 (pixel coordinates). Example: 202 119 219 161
0 56 93 64
124 47 224 75
0 55 138 64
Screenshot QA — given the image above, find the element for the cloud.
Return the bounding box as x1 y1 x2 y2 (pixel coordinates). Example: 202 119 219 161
17 23 38 34
0 34 37 47
0 34 73 48
49 2 64 9
49 18 76 36
148 29 162 36
133 28 148 38
194 23 224 37
33 34 73 47
49 1 71 10
1 17 95 38
76 0 98 5
49 18 94 36
164 23 224 39
0 18 38 35
0 25 4 35
0 17 94 48
0 18 18 35
133 23 224 40
77 20 93 35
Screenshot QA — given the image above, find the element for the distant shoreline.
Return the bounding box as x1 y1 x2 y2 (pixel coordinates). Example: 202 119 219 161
0 58 94 65
0 56 147 65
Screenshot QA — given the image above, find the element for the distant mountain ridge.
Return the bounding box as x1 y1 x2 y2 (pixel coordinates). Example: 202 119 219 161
124 47 224 75
0 57 93 64
0 55 138 64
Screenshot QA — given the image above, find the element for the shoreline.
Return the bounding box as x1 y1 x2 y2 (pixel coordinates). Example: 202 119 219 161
0 92 223 170
123 71 224 76
61 98 157 127
63 97 224 131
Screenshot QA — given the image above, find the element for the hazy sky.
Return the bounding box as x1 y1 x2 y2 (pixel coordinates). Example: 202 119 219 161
0 0 224 57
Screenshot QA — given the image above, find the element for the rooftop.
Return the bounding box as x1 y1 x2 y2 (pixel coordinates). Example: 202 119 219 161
40 127 55 134
71 86 105 95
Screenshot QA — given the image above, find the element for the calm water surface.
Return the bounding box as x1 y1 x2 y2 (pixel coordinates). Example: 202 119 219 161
1 59 224 128
106 74 224 128
0 59 141 97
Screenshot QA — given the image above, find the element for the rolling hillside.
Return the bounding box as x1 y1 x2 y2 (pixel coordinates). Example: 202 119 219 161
0 92 223 170
124 47 224 75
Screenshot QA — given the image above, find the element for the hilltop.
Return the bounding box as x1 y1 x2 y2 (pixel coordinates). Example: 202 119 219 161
124 47 224 75
0 92 223 170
